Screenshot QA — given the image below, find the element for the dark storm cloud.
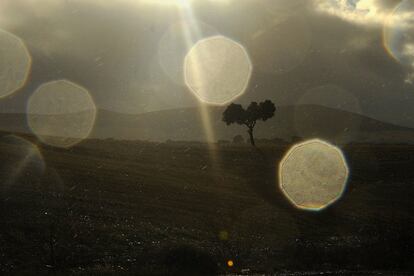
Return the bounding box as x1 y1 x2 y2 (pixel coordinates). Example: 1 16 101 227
0 0 414 128
309 0 414 126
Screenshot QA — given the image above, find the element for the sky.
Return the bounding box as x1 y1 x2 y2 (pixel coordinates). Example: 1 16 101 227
1 0 414 128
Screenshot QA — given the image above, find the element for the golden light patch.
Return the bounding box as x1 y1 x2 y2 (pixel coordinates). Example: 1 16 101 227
27 80 97 148
184 36 252 105
227 260 234 267
219 230 229 241
0 29 31 98
279 139 349 211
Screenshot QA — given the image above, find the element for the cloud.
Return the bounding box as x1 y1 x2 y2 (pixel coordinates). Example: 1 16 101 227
0 0 202 114
314 0 385 25
314 0 414 84
401 43 414 83
313 0 402 26
1 0 414 128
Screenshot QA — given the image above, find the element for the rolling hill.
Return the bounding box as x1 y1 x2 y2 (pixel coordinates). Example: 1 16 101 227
1 104 414 144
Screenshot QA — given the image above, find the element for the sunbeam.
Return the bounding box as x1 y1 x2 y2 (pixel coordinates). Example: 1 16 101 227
173 0 221 169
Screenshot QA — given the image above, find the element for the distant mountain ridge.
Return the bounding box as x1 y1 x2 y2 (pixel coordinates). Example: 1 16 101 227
1 105 414 144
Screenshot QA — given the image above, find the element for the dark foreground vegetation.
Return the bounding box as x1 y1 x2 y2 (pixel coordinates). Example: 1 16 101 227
0 135 413 275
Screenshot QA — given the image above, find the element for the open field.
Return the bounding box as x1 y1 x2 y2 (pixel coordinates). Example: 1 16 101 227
0 137 413 275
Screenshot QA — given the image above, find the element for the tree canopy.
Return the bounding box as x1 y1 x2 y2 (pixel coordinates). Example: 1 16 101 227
222 100 276 146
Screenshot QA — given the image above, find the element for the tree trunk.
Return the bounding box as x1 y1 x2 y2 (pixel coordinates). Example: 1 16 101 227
248 127 255 146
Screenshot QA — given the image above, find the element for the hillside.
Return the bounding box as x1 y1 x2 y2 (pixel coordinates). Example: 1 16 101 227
1 105 414 144
91 105 414 144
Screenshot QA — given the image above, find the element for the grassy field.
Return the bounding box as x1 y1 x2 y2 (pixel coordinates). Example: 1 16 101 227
0 136 413 275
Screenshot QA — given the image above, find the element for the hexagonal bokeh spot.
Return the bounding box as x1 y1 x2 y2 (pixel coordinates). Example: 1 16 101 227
279 139 349 211
27 80 97 148
184 35 252 105
0 29 31 98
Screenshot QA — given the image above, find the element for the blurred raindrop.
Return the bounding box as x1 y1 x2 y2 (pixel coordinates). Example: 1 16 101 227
0 29 31 98
27 80 97 148
279 139 349 211
184 36 252 105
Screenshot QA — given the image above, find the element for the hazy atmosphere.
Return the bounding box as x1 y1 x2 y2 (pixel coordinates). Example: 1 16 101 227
0 0 414 128
1 1 413 275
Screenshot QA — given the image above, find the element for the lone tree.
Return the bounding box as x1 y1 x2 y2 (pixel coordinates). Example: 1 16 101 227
222 100 276 146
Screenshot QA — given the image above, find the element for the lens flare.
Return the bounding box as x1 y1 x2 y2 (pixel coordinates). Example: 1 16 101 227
227 260 234 267
383 0 414 82
27 80 97 148
140 0 192 6
0 135 45 190
158 21 218 85
169 0 222 172
184 36 252 105
0 29 31 98
279 139 349 211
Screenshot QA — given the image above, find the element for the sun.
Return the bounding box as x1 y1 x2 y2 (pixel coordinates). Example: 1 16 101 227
140 0 192 6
